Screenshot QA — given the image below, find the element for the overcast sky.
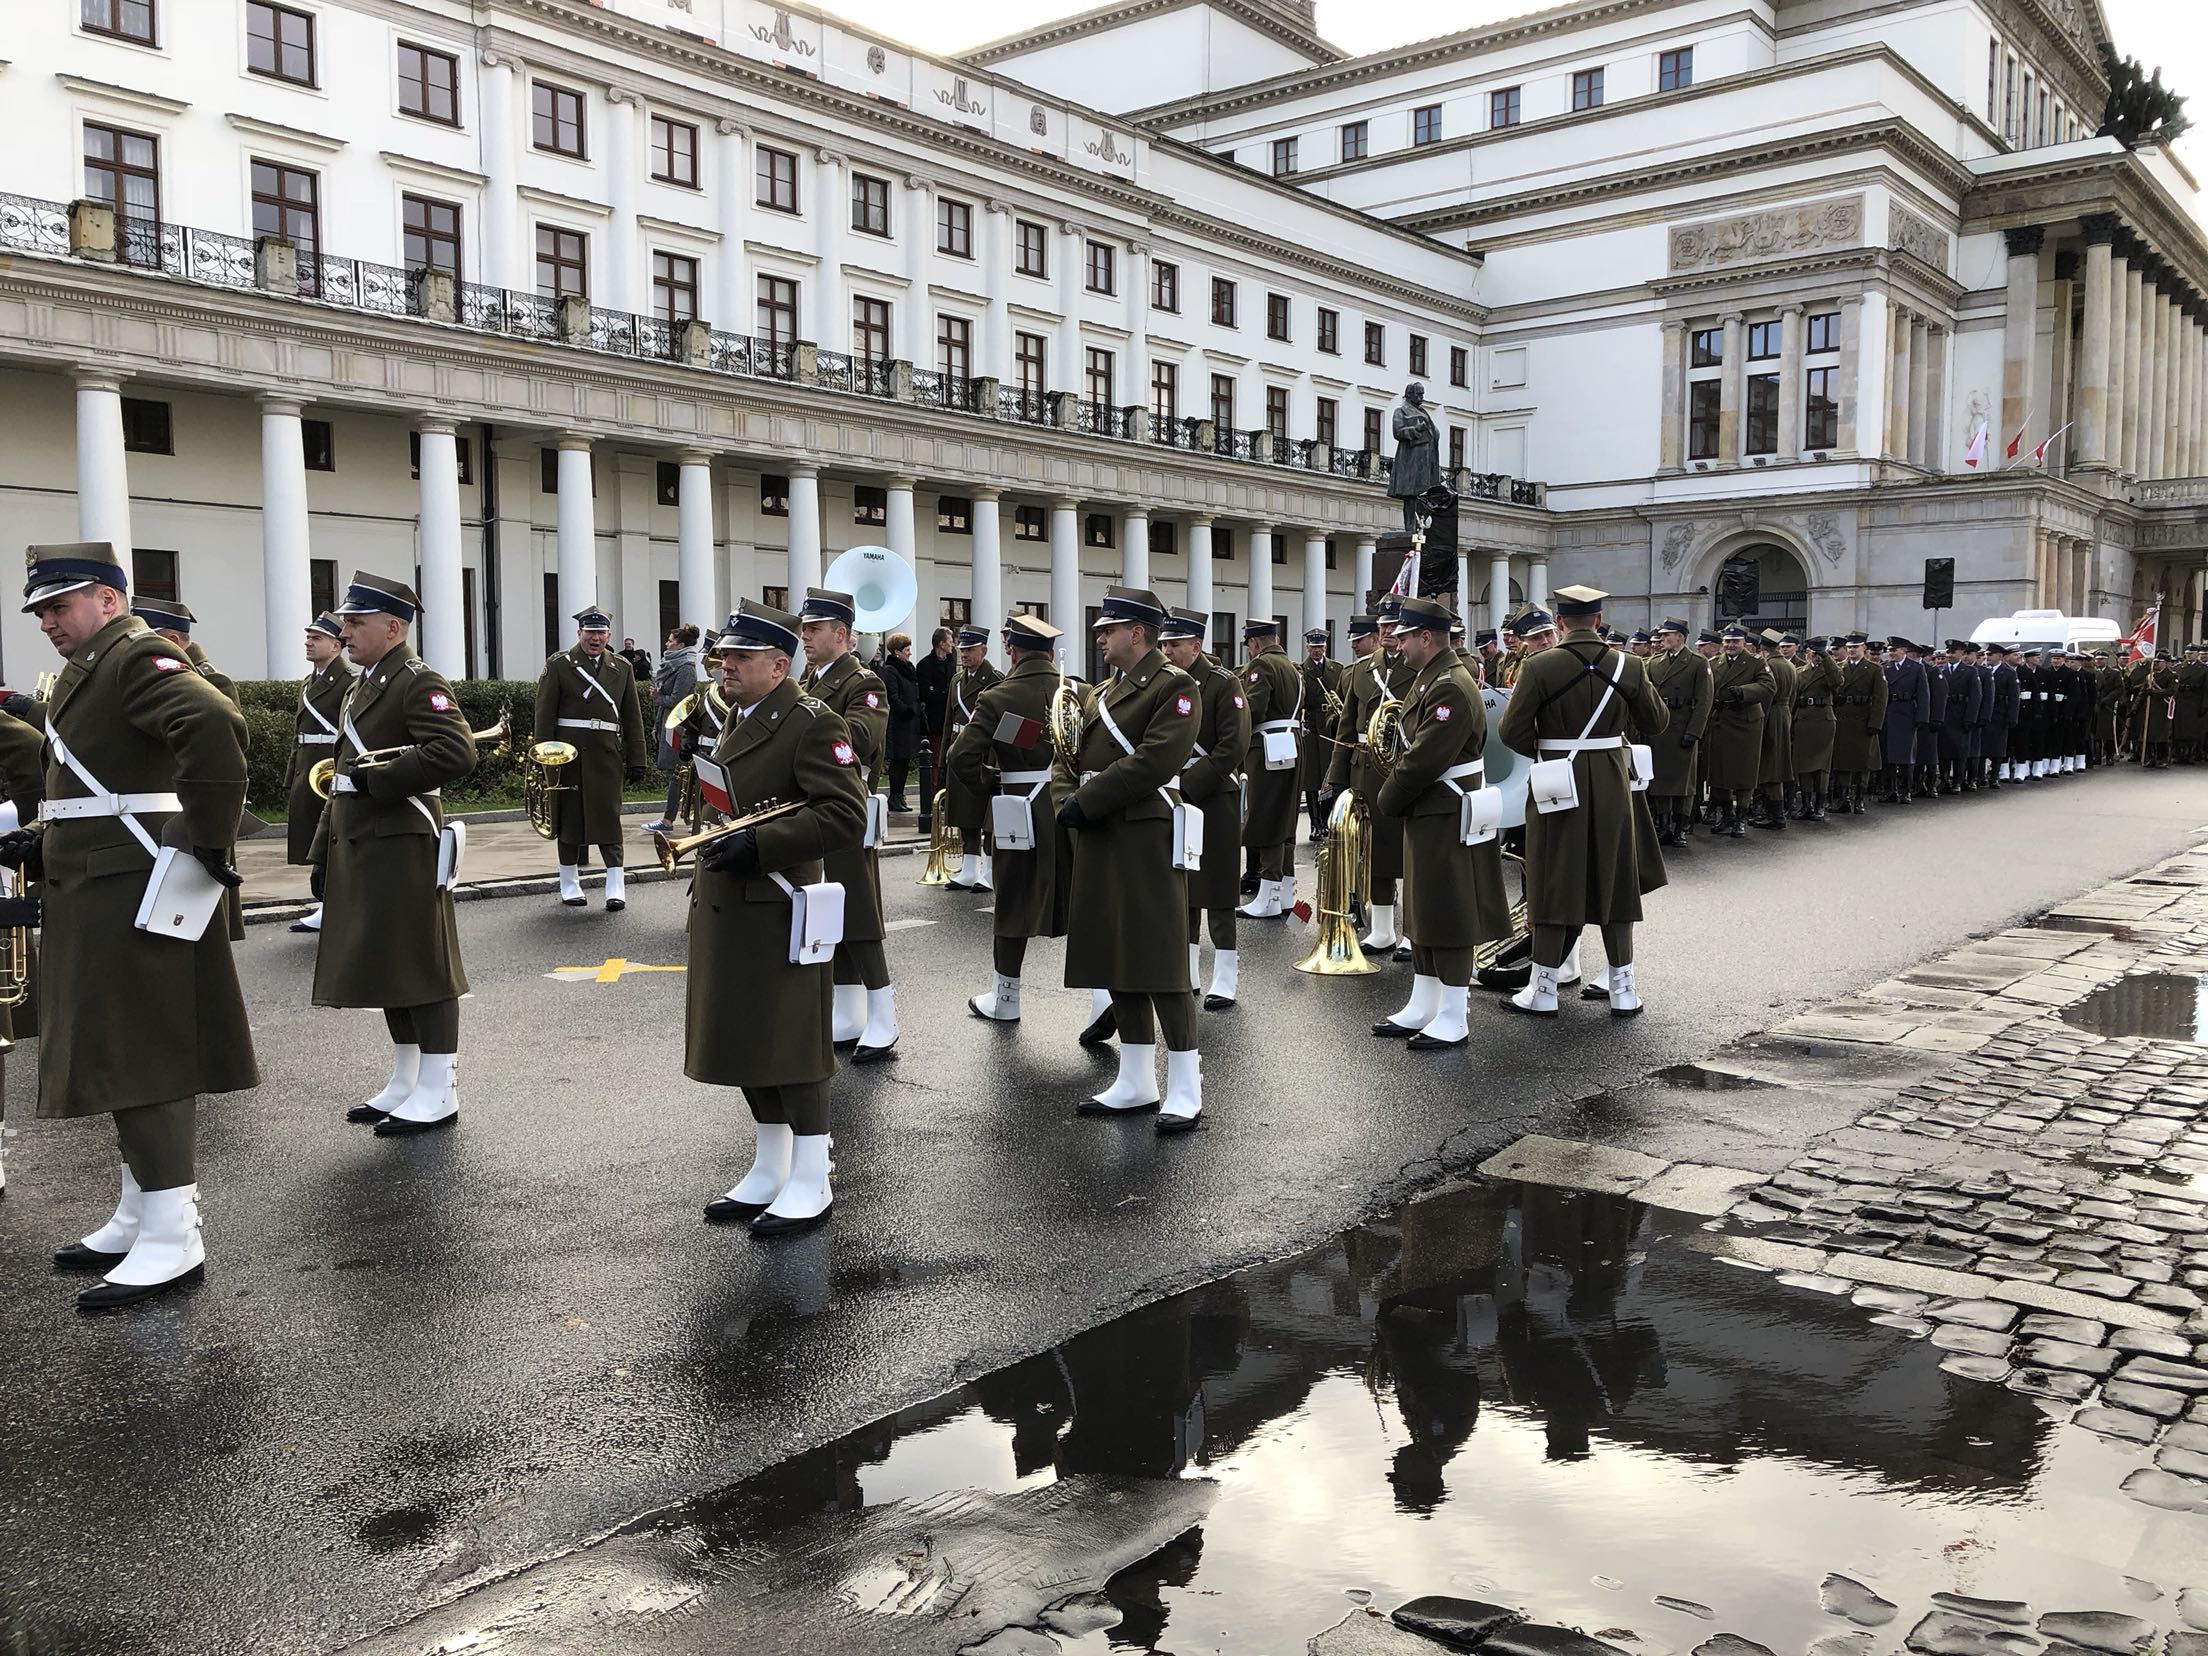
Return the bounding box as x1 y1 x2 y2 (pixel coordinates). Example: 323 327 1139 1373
831 0 2207 175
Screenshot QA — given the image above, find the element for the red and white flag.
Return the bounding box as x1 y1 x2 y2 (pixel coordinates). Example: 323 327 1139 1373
1963 419 1989 469
2003 411 2033 462
692 754 733 817
2123 605 2160 662
2031 423 2072 468
993 710 1046 749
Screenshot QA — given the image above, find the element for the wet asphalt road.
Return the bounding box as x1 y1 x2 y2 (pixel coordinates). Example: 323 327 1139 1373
0 767 2202 1654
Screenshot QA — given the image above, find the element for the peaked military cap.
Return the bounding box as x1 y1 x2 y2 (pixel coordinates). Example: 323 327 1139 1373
1098 587 1167 629
1553 584 1606 617
955 624 991 648
22 542 129 612
797 587 857 626
1474 628 1497 645
1721 624 1752 640
1242 616 1282 639
1390 595 1454 635
133 597 196 634
713 599 800 654
1656 617 1690 637
572 606 613 630
1005 611 1063 649
306 611 344 640
1347 614 1379 640
1303 627 1329 645
1514 607 1556 632
335 571 422 622
1157 607 1209 642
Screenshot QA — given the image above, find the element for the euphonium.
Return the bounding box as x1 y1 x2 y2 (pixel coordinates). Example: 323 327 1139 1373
651 798 804 873
523 740 578 839
1293 786 1377 976
916 787 961 886
1364 690 1411 779
1046 671 1088 770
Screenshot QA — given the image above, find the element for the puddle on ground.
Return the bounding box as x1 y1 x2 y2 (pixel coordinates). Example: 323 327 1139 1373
1647 1062 1778 1090
2032 916 2137 938
498 1182 2194 1656
2059 972 2208 1042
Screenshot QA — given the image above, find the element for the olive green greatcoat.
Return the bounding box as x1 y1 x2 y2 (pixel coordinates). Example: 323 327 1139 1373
2144 661 2180 739
1326 649 1412 886
185 641 242 710
684 679 868 1089
1298 657 1344 790
1180 653 1252 912
310 644 478 1009
1643 648 1712 799
1497 630 1669 928
1064 648 1198 993
803 651 889 945
940 660 1003 834
285 658 353 864
1374 654 1509 949
2127 659 2154 742
1239 644 1301 848
2176 660 2208 744
2094 665 2126 748
1790 654 1844 775
947 654 1074 938
1703 652 1772 791
1833 658 1888 773
0 708 48 1042
1757 654 1797 786
532 645 649 847
179 641 248 938
33 614 257 1118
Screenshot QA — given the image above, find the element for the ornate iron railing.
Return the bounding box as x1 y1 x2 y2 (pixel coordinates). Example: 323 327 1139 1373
0 194 70 258
309 256 421 317
998 388 1049 425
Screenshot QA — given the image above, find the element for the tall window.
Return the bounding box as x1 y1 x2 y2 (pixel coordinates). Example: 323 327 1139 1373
1690 327 1723 368
1266 292 1290 341
1152 360 1178 422
853 296 892 364
1688 382 1720 460
755 145 798 212
402 193 461 276
397 41 460 126
1658 48 1693 92
1085 239 1115 294
1210 373 1235 431
652 251 697 326
1211 277 1237 327
1317 306 1339 354
757 275 798 346
937 314 972 380
650 116 699 187
1315 397 1338 449
1152 260 1179 312
1265 385 1289 440
83 123 160 266
850 172 889 236
1363 320 1385 366
1015 218 1046 276
1015 331 1045 397
251 158 319 269
1362 407 1383 452
1747 319 1781 361
1449 427 1466 470
133 549 180 599
1805 310 1838 353
1014 506 1047 542
1491 86 1521 128
1449 345 1468 387
247 1 316 86
937 197 973 258
853 485 886 526
1270 137 1298 176
1085 347 1114 406
1805 367 1838 450
1409 334 1428 377
1413 104 1443 145
83 0 156 45
532 81 586 158
1745 372 1779 455
535 224 587 300
1572 68 1604 110
1341 120 1368 162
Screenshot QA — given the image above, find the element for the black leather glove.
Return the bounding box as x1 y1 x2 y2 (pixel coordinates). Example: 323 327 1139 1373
309 861 326 902
193 847 243 890
0 829 41 879
699 826 759 877
1722 687 1743 705
1678 732 1699 749
626 765 649 787
1057 796 1092 832
0 895 39 928
0 692 36 722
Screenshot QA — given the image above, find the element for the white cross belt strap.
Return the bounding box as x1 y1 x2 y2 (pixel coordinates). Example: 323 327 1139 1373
43 727 175 858
296 733 338 745
558 717 620 733
1537 737 1626 752
571 658 619 709
1525 651 1626 815
998 768 1054 786
1256 715 1297 771
1438 758 1499 846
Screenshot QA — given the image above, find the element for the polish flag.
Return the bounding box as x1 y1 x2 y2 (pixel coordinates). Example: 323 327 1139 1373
2004 411 2033 461
2032 423 2072 468
692 754 733 816
993 710 1046 749
1963 419 1988 468
2124 605 2160 662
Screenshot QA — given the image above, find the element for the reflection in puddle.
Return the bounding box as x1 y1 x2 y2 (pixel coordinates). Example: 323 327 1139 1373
2032 916 2137 939
2059 972 2208 1042
668 1184 2180 1654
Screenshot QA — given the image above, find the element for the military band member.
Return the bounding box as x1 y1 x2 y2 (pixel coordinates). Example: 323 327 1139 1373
2092 650 2125 766
940 625 1002 891
2017 647 2051 777
1753 629 1795 830
0 696 40 1201
1158 608 1250 1009
2142 652 2179 766
1474 628 1504 685
1938 639 1985 793
1059 588 1204 1132
134 595 246 939
533 607 649 909
1831 633 1886 812
1298 628 1343 844
1788 637 1843 821
1371 597 1509 1049
2172 643 2206 764
287 611 352 934
666 676 730 828
1496 586 1666 1018
1235 618 1302 920
1326 607 1411 949
314 573 478 1136
797 588 899 1061
1643 619 1709 847
2 543 256 1308
687 602 868 1235
951 613 1073 1023
1701 626 1769 837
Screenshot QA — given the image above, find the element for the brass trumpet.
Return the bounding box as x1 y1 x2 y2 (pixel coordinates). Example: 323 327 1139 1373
917 788 961 886
310 706 512 800
0 864 31 1012
651 798 805 873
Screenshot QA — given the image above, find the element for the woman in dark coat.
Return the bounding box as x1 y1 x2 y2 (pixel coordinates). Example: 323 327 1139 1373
879 631 922 812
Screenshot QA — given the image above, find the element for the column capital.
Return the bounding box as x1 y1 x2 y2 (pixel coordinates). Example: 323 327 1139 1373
715 117 748 138
1660 317 1686 335
2003 224 2046 258
1188 513 1216 527
257 393 306 417
885 473 919 491
606 87 642 109
2081 212 2122 246
415 415 459 436
1051 495 1080 510
813 148 847 169
789 461 821 479
478 48 517 70
1784 302 1807 318
71 368 126 392
675 447 715 468
902 173 933 194
972 484 1004 501
556 431 593 452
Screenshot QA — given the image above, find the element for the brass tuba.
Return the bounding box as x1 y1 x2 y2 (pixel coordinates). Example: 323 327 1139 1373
523 739 578 839
311 706 512 800
916 788 961 886
1293 786 1377 976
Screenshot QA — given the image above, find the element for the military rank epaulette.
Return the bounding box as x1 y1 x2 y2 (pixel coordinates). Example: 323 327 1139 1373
404 657 426 673
794 695 829 717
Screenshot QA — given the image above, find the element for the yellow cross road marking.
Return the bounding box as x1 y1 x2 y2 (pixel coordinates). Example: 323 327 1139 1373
546 957 688 984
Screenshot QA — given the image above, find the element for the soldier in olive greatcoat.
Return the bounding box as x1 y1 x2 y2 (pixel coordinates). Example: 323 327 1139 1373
135 597 245 939
313 573 479 1136
1058 589 1203 1132
686 602 869 1236
1237 619 1303 919
1158 609 1251 1009
1324 607 1413 950
939 625 1003 891
1298 628 1344 845
950 612 1074 1023
535 607 650 910
1703 626 1772 836
1752 629 1796 830
1642 619 1710 846
1788 638 1844 820
287 611 353 933
2 543 256 1310
1831 633 1887 812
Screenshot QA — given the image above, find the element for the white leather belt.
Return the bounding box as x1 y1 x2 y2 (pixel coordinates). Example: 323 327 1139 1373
297 733 338 745
332 776 441 798
999 769 1053 786
558 717 619 733
40 792 182 821
1442 760 1485 780
1079 771 1181 792
1538 737 1623 753
1258 718 1296 733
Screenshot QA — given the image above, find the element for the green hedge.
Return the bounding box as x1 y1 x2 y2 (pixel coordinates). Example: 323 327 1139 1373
239 678 668 812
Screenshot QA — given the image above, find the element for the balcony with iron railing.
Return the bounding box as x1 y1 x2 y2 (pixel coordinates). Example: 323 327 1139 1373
0 192 1548 509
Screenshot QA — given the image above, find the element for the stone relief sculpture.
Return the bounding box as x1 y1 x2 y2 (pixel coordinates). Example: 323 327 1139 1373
1669 196 1865 273
1659 522 1698 571
1890 206 1952 273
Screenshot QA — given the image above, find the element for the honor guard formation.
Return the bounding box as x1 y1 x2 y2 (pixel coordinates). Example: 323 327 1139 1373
0 539 2180 1312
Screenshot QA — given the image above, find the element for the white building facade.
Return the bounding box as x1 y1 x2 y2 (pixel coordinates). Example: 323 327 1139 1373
0 0 2202 680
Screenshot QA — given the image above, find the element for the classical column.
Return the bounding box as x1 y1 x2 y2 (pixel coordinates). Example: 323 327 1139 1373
73 372 131 552
1489 552 1511 634
1776 305 1805 459
1049 497 1081 664
479 53 520 289
1886 303 1913 461
813 152 847 354
2107 233 2133 470
1717 312 1743 462
258 396 312 673
2146 272 2171 478
981 206 1012 380
415 421 467 677
1186 517 1215 622
605 91 640 313
1456 551 1472 625
1249 527 1274 631
1907 313 1932 466
1122 241 1149 425
1839 291 1887 456
677 450 716 630
1114 508 1148 590
554 436 596 627
1303 534 1328 642
2163 286 2187 477
2077 215 2118 467
1924 325 1950 470
1528 556 1549 610
1055 222 1085 393
1658 320 1686 470
970 489 1004 660
2000 226 2044 449
2121 251 2147 474
489 437 539 674
884 475 917 567
2047 252 2076 474
2193 304 2208 475
786 462 822 597
716 120 749 334
1353 537 1376 610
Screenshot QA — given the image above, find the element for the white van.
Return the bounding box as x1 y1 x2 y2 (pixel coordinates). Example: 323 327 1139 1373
1968 610 2124 655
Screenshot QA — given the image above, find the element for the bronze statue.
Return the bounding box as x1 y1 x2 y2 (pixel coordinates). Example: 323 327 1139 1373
1388 383 1443 534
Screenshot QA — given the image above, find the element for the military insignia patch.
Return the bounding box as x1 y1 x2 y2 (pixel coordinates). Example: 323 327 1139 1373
832 740 856 766
1175 694 1193 715
1233 695 1246 708
1434 704 1452 722
152 656 187 672
430 692 453 711
865 691 880 708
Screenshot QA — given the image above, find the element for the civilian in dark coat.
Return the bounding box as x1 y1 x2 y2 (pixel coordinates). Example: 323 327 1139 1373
879 631 922 811
915 626 956 807
1938 640 1983 791
1881 642 1928 800
1915 649 1947 791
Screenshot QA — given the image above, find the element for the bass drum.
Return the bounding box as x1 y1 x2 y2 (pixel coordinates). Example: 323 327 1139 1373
1480 686 1531 830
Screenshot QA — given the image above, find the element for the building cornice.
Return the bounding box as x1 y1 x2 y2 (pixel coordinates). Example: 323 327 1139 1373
378 151 490 191
962 0 1339 68
1966 150 2208 296
53 72 190 117
516 182 611 219
225 112 348 154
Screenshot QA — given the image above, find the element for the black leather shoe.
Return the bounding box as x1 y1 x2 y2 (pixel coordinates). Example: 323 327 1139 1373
1579 983 1611 1000
1392 943 1413 963
1371 1018 1420 1038
53 1241 128 1274
1077 1007 1117 1046
345 1101 390 1124
78 1263 204 1311
1496 996 1558 1019
851 1040 898 1065
605 897 626 912
288 919 319 934
1476 964 1532 993
1406 1030 1467 1050
1726 819 1745 839
750 1204 831 1237
373 1111 458 1137
1203 992 1236 1011
1156 1112 1204 1136
1611 1002 1646 1020
703 1195 768 1225
562 896 587 908
1075 1096 1160 1116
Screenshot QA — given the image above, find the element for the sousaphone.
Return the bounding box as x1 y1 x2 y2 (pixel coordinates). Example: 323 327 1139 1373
822 544 919 637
